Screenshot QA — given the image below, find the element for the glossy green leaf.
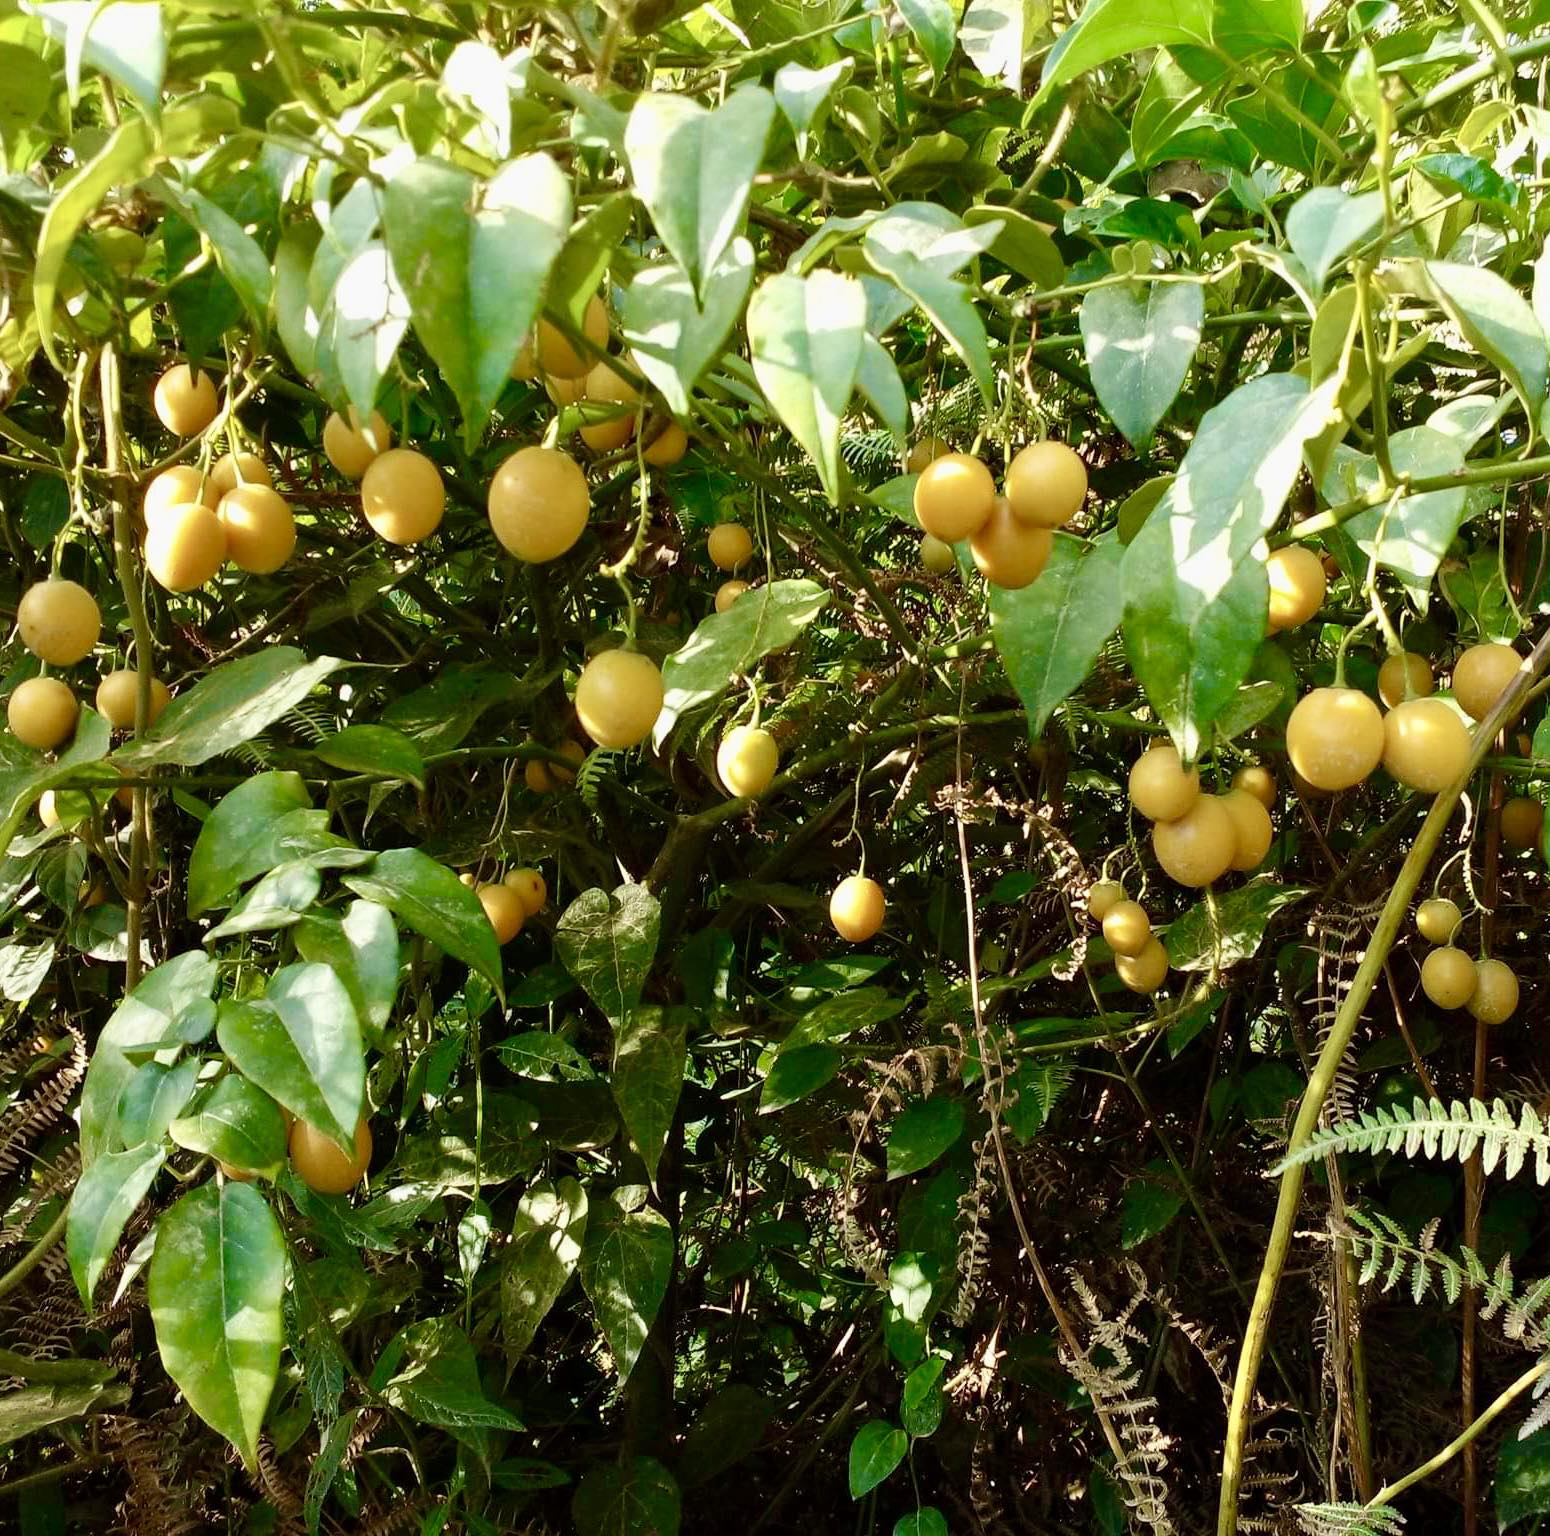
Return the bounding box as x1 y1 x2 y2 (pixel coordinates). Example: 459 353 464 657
1285 188 1383 293
68 1143 164 1307
902 1356 946 1438
886 1098 966 1179
315 724 426 787
396 1093 541 1187
848 1419 908 1498
502 1177 588 1365
747 270 866 503
573 1456 682 1536
36 1 166 110
187 772 313 916
578 1191 674 1381
379 1317 523 1431
1499 1426 1550 1528
962 0 1039 90
759 1044 843 1114
157 178 272 333
148 1181 285 1469
772 59 852 148
273 226 320 385
116 1058 200 1150
317 240 408 422
0 1380 128 1447
964 203 1065 289
293 900 400 1039
1417 152 1523 219
1167 880 1310 972
1036 0 1214 107
896 0 956 76
612 1005 690 1187
1121 1163 1186 1247
1079 280 1204 446
304 1408 359 1534
856 334 909 452
168 1075 288 1179
555 883 661 1024
894 1511 949 1536
205 860 322 942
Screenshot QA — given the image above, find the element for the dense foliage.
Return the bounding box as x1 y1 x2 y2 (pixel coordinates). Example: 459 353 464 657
7 2 1550 1534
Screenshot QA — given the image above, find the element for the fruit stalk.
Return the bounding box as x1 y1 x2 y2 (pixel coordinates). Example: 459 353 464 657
1217 618 1550 1535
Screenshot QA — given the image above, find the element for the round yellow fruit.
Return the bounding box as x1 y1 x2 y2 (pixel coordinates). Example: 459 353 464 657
1128 743 1199 823
969 497 1052 590
8 677 77 750
715 580 750 613
643 421 688 466
537 294 609 380
323 408 392 480
1452 642 1521 722
525 739 585 793
1415 897 1461 944
1116 937 1169 994
1468 958 1519 1024
1381 698 1471 795
144 502 227 591
1152 794 1236 887
1501 796 1543 850
95 670 170 731
1087 880 1124 921
361 448 444 545
920 533 955 574
708 522 754 571
830 874 885 942
1221 789 1274 871
1231 764 1276 808
218 485 296 574
546 373 587 407
906 436 952 475
289 1117 372 1195
575 649 664 749
1378 651 1434 708
913 453 995 543
488 446 590 562
717 725 779 798
1265 544 1326 631
208 450 271 497
578 360 640 453
18 579 100 666
153 364 219 436
503 867 547 916
1286 687 1384 792
478 882 526 945
1005 440 1087 528
1420 946 1477 1010
1101 899 1151 957
144 465 214 521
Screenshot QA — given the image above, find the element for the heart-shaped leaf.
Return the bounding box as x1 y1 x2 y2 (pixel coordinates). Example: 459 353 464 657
1079 279 1204 447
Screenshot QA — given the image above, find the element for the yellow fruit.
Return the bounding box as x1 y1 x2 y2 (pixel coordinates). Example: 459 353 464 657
1004 440 1087 529
1285 687 1384 792
218 485 296 574
488 447 590 562
503 867 547 916
575 649 664 749
209 450 271 497
144 502 227 591
289 1117 372 1195
512 335 540 380
1221 789 1274 871
1087 880 1124 921
1452 642 1521 722
478 882 526 945
643 421 688 466
578 360 641 452
913 453 995 542
1378 652 1434 708
526 739 585 793
323 408 392 480
18 579 100 666
906 436 952 475
715 580 750 613
708 522 754 571
1501 796 1543 850
95 671 170 731
537 293 609 380
360 448 444 545
1101 899 1151 957
144 465 215 521
545 373 588 407
1116 936 1169 994
1152 794 1236 887
1468 958 1519 1024
830 874 885 942
1416 897 1462 945
920 533 955 573
969 496 1052 590
1128 743 1200 823
37 790 59 828
1265 544 1326 631
153 364 219 436
1420 946 1477 1010
717 725 779 798
8 677 77 750
1231 765 1276 808
1381 698 1471 794
459 871 476 887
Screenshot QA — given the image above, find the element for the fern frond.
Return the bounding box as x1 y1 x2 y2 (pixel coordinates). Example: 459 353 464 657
1273 1097 1550 1182
1294 1504 1405 1536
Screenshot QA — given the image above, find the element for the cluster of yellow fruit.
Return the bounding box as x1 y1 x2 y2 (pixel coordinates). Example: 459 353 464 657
830 873 886 943
524 739 586 795
463 866 548 947
910 437 1087 590
1087 881 1169 994
7 578 172 753
1413 897 1519 1024
1128 744 1275 888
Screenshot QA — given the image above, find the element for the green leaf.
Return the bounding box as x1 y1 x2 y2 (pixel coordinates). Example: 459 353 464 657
1285 188 1383 294
1417 152 1523 221
747 270 866 503
169 1075 288 1179
578 1191 674 1381
555 883 661 1024
1498 1425 1550 1529
1121 1163 1186 1247
894 1512 950 1536
304 1408 359 1534
273 229 320 384
1079 281 1203 447
962 0 1039 90
36 1 166 110
547 194 634 329
117 1058 200 1149
187 772 313 916
772 59 852 149
1004 1058 1072 1140
678 1385 774 1488
379 664 519 754
0 1380 128 1448
116 649 342 771
902 1357 946 1438
216 965 364 1151
68 1143 164 1308
964 203 1065 289
848 1420 909 1499
502 1177 588 1365
1167 880 1310 972
1036 0 1214 107
383 153 571 443
759 1044 842 1113
656 579 830 744
1122 371 1339 757
379 1317 522 1431
625 86 774 298
80 952 218 1164
396 1093 541 1188
316 724 426 788
612 1005 689 1187
293 900 400 1040
148 1181 285 1470
317 241 408 422
991 535 1123 735
205 860 322 942
573 1456 681 1536
343 847 503 992
896 0 957 76
157 178 272 335
887 1098 966 1179
621 242 754 416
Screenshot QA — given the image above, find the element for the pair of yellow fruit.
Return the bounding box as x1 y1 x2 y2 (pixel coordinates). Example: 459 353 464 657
9 666 170 752
1087 882 1169 994
474 867 549 946
1129 744 1275 888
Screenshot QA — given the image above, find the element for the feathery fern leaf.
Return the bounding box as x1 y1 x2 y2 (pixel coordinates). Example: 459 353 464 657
1294 1504 1405 1536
